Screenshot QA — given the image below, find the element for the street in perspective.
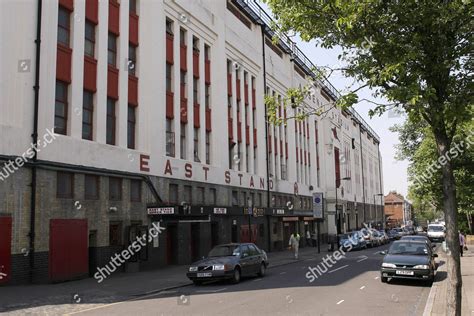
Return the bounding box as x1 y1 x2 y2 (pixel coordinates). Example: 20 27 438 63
1 0 473 315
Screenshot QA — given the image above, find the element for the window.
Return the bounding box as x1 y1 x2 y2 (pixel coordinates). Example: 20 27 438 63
194 128 200 162
57 172 74 198
257 193 262 207
109 177 122 200
193 77 198 104
246 145 249 173
109 222 123 246
82 90 94 140
58 6 70 47
192 36 199 52
180 123 186 159
106 98 116 145
169 184 179 204
108 33 117 66
127 105 136 149
184 185 192 204
84 21 95 58
129 0 137 14
128 44 137 75
166 18 173 35
130 179 141 202
232 191 239 206
84 174 99 199
204 44 210 61
205 132 210 164
205 85 210 109
180 28 186 46
240 191 247 206
180 71 186 98
209 188 216 205
196 187 204 205
166 119 175 157
166 63 172 92
55 81 68 135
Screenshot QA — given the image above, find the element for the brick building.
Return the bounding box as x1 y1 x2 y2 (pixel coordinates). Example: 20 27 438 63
0 0 383 284
384 191 412 228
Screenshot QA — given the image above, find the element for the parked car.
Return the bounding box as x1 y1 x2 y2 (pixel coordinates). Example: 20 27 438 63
361 228 376 247
371 230 384 246
338 231 367 250
388 229 401 240
378 231 389 244
392 227 405 238
187 243 269 285
427 224 446 242
401 235 436 250
380 240 437 284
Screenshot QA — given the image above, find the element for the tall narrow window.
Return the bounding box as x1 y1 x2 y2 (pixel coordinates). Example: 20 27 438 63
128 44 137 75
180 28 186 45
57 172 74 198
205 132 210 164
205 85 210 109
194 128 200 162
166 18 173 35
166 63 173 92
58 6 70 47
129 0 137 14
109 177 122 200
193 78 198 104
82 90 94 140
84 175 99 200
55 81 68 135
180 123 186 159
106 98 116 145
130 179 141 202
127 105 136 149
180 71 186 98
84 21 95 58
166 119 175 157
108 33 117 66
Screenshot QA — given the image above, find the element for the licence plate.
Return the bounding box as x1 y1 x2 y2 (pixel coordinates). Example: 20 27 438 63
197 272 212 277
396 270 414 275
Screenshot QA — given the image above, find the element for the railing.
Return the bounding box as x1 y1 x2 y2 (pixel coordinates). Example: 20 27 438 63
233 0 380 142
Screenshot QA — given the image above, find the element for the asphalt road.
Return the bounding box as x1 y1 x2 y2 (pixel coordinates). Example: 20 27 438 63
67 243 433 316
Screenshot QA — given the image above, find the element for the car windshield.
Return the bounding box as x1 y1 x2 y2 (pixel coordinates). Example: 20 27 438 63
428 226 444 232
388 242 429 255
208 245 240 257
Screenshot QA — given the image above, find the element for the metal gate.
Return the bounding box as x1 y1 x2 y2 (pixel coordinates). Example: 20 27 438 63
0 217 12 284
49 219 88 282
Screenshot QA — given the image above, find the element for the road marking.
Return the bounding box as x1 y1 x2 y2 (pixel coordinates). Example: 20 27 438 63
280 272 286 275
374 276 379 279
196 287 227 293
337 300 344 305
328 265 349 274
357 256 368 262
253 278 263 282
360 286 366 290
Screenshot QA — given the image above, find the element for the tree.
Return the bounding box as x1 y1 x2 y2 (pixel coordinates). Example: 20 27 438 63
264 0 473 314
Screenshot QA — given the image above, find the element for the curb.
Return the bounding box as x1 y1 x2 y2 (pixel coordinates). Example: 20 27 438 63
422 254 448 316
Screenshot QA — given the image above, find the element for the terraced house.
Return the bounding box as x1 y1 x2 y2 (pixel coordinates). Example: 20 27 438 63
0 0 383 284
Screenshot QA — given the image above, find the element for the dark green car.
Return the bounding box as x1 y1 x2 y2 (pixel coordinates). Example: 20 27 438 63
380 240 437 284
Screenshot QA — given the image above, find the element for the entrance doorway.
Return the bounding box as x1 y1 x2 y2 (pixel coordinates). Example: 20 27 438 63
166 224 178 265
190 223 200 262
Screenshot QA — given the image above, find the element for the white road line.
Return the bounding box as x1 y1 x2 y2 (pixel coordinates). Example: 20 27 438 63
196 287 227 293
280 272 286 275
328 265 349 274
360 286 366 290
253 278 263 282
375 276 379 279
337 300 345 305
357 257 368 263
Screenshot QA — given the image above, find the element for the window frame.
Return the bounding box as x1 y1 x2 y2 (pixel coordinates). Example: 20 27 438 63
166 119 175 157
57 171 74 199
58 6 71 47
55 80 68 135
106 98 116 145
84 174 100 200
127 105 136 149
107 32 117 67
128 44 137 76
82 90 94 140
84 20 96 58
109 177 123 201
130 179 142 202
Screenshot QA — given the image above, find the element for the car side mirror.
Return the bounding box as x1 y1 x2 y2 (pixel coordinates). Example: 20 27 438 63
432 253 438 258
379 251 387 255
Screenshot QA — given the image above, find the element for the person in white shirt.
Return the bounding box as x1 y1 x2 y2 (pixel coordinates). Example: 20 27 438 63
289 232 300 259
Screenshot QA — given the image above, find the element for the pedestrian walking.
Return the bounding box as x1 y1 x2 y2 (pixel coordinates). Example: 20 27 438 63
306 230 312 247
459 230 466 257
289 232 300 259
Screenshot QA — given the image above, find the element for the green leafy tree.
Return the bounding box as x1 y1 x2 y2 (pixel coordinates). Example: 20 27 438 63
264 0 473 313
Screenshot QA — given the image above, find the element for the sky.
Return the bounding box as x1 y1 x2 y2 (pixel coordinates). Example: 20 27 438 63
259 2 410 197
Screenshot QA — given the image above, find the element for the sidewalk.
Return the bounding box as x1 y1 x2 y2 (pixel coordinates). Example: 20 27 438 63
0 246 326 314
423 239 474 316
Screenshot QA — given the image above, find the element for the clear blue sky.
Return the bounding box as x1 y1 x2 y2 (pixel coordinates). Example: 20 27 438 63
259 2 410 197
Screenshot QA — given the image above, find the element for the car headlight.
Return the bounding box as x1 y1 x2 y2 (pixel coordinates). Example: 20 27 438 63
413 265 430 269
213 264 225 271
189 266 198 272
382 263 396 268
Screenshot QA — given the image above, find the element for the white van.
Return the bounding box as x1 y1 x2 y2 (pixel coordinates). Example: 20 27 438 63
427 224 445 242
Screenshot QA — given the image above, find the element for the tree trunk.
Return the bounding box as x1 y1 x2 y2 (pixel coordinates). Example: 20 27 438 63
434 131 462 316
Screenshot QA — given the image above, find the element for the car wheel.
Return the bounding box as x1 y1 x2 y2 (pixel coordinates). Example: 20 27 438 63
231 267 241 284
193 280 203 286
381 276 388 283
258 263 266 277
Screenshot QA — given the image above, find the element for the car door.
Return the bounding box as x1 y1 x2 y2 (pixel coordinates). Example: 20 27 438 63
247 244 260 274
240 245 252 276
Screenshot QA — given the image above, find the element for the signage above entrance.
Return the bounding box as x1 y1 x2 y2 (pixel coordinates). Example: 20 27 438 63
147 207 175 215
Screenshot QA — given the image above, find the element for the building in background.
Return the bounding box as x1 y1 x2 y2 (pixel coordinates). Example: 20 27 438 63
384 191 412 228
0 0 382 284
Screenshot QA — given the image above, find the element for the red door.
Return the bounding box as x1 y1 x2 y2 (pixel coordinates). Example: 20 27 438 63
0 217 12 284
49 219 88 282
